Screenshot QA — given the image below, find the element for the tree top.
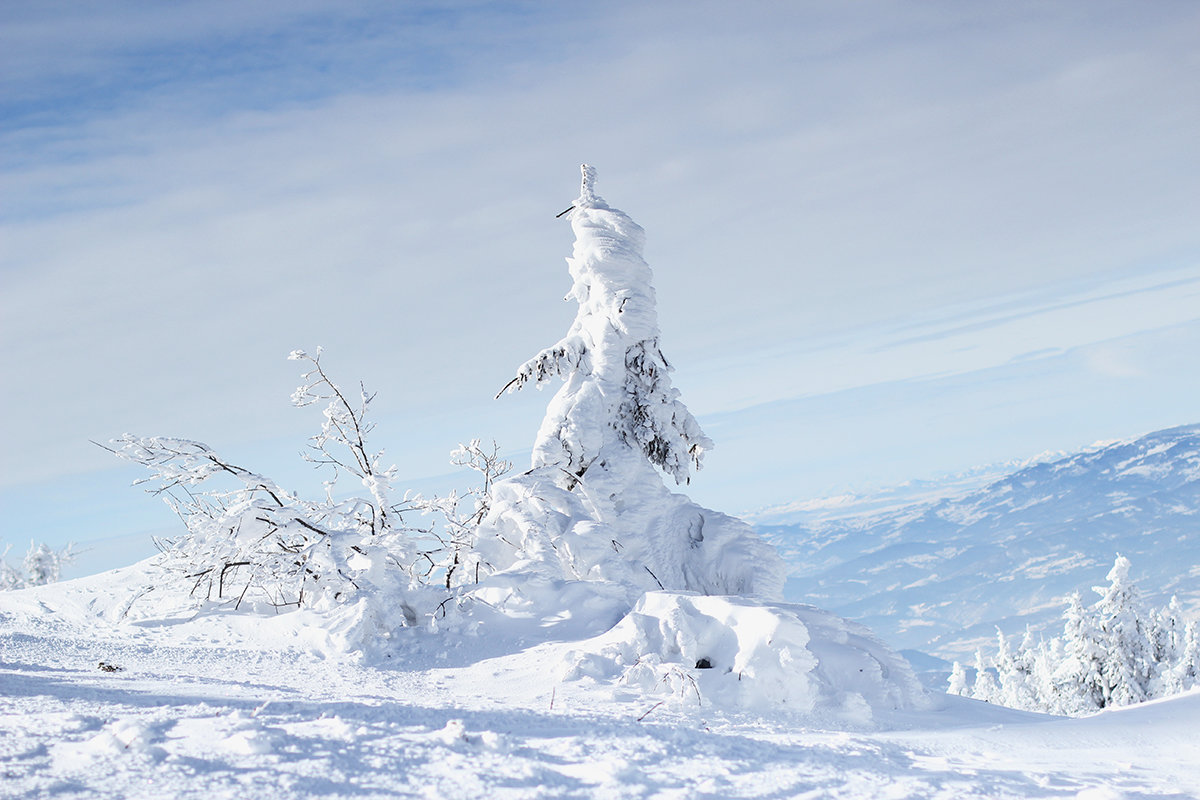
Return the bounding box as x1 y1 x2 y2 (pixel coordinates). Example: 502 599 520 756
577 163 606 209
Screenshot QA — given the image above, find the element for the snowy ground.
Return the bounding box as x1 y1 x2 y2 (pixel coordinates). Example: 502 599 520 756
3 566 1198 799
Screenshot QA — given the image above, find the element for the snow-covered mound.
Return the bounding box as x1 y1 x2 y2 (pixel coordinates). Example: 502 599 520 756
759 423 1200 658
562 592 929 722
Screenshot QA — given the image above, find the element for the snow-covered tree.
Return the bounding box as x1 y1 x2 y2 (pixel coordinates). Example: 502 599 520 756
478 166 784 600
0 554 20 590
106 349 447 628
0 541 76 590
1094 555 1151 706
407 439 513 590
1031 637 1069 715
1157 618 1200 696
994 628 1038 710
500 164 711 488
970 648 999 703
1056 590 1106 713
947 661 970 696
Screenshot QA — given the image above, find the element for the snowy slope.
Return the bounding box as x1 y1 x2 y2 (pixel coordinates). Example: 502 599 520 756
758 423 1200 659
3 569 1199 799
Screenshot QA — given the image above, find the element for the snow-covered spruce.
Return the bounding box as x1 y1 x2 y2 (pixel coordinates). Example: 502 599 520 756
481 165 784 602
451 168 929 716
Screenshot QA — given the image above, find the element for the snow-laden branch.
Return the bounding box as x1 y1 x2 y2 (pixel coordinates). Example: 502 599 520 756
496 336 588 398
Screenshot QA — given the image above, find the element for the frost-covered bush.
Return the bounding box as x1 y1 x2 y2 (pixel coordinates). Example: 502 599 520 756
107 349 451 623
0 541 76 590
950 556 1199 715
406 439 512 589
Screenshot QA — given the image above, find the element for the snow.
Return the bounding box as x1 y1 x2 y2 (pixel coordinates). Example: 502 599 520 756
3 567 1199 799
562 592 928 721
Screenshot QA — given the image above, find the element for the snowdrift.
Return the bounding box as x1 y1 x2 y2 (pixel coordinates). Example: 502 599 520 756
563 591 930 721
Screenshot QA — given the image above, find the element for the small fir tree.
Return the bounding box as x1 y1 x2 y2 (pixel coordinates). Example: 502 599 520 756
1059 590 1106 712
501 164 712 488
970 648 999 703
947 661 970 696
1094 555 1151 706
481 166 784 600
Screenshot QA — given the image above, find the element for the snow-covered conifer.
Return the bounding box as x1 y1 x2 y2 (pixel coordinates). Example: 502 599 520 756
479 166 784 600
22 543 61 586
1094 555 1151 706
501 164 711 487
947 661 970 696
1057 590 1105 713
970 648 999 703
1154 597 1186 678
995 628 1038 710
1031 636 1067 714
1162 620 1200 696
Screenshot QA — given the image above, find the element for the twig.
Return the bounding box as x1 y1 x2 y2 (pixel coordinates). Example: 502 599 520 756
644 566 665 591
637 701 664 722
494 375 521 399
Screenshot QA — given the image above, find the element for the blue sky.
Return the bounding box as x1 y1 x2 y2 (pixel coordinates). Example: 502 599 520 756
2 1 1199 569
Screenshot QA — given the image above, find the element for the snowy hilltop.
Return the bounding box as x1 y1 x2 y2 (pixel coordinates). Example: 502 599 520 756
759 423 1200 659
5 565 1200 798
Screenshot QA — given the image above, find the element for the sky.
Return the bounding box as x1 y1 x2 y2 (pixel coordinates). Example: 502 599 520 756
2 1 1199 569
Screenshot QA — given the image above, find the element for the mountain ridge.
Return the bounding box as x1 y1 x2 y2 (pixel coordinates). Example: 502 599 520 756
761 423 1200 660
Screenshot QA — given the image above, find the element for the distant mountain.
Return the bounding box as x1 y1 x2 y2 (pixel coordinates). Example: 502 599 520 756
758 424 1200 661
